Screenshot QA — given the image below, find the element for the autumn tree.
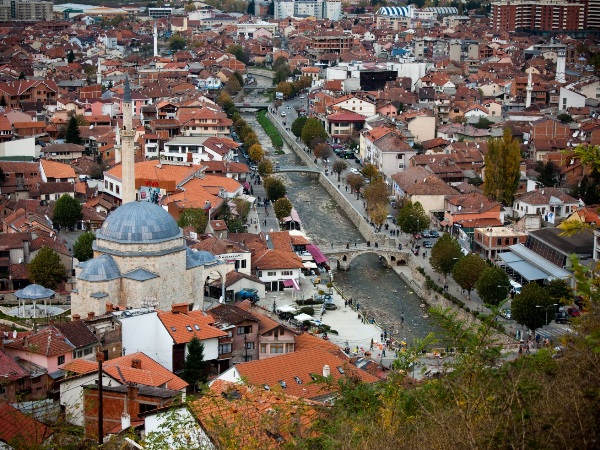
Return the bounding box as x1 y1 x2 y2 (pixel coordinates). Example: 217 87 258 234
248 144 264 162
429 234 463 281
363 180 388 214
361 163 379 182
451 253 486 299
273 197 293 220
301 118 327 148
275 82 293 99
177 208 208 234
28 247 66 289
397 200 429 234
224 76 242 96
73 232 96 262
483 128 521 205
264 177 286 201
546 278 573 305
291 116 307 137
332 160 347 182
475 266 511 306
369 203 388 229
258 159 273 177
52 195 82 229
346 173 365 199
314 143 333 162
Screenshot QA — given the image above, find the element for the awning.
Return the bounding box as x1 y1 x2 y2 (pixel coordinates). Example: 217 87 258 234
282 209 302 223
303 262 317 269
283 278 301 290
294 313 313 322
306 244 328 264
243 182 251 190
276 304 298 313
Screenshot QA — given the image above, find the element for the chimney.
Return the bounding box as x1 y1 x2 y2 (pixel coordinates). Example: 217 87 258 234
87 312 95 320
226 243 233 253
106 302 113 312
121 413 131 431
131 358 142 369
323 364 330 377
171 303 189 314
127 382 139 399
72 314 81 321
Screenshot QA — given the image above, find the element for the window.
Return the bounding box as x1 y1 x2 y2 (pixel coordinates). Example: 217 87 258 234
281 270 292 276
0 385 5 395
270 344 284 354
219 343 232 354
18 378 25 388
285 343 294 353
246 342 255 350
267 271 276 277
84 348 93 356
116 186 120 195
237 325 252 335
139 403 157 414
260 343 267 353
58 355 65 365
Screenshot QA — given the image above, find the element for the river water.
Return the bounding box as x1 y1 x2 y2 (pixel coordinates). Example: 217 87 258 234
275 149 443 345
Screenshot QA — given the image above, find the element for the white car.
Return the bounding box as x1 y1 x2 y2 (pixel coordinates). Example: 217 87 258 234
349 168 360 175
299 95 306 99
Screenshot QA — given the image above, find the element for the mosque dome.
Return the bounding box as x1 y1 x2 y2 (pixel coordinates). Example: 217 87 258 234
96 202 181 244
78 254 122 282
186 248 219 269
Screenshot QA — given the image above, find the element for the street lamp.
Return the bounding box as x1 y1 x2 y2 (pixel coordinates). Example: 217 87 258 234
409 214 420 234
536 303 558 334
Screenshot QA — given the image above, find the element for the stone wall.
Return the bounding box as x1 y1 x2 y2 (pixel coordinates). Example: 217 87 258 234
267 110 396 247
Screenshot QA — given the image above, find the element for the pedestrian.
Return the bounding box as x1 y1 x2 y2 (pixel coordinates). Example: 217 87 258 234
525 343 530 354
345 185 348 192
382 346 386 357
380 333 384 342
535 334 540 345
331 242 334 249
344 299 347 308
400 313 404 325
370 338 374 351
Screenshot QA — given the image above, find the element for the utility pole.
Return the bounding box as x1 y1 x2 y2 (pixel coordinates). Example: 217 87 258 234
96 352 104 447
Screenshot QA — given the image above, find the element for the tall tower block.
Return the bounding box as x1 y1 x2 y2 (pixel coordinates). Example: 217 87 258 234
153 22 158 57
556 47 566 83
525 69 533 108
121 78 136 204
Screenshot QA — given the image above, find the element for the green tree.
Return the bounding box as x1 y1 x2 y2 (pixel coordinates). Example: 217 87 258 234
473 117 493 129
232 198 250 222
0 95 6 107
451 253 486 299
177 208 208 234
546 278 573 305
346 173 365 199
67 49 74 63
483 128 521 205
273 197 293 220
65 116 82 145
557 113 573 123
569 144 600 171
73 232 96 262
301 118 327 148
28 247 65 289
535 160 559 188
264 176 286 201
332 160 347 182
397 200 429 234
475 266 511 306
291 116 308 137
429 234 463 281
267 0 274 15
181 335 209 392
169 33 186 51
246 0 254 13
272 56 288 72
257 159 273 177
52 195 82 229
512 282 556 334
226 44 249 65
232 71 244 87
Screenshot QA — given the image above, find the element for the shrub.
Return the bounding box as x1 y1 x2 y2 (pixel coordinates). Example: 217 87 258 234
300 306 315 316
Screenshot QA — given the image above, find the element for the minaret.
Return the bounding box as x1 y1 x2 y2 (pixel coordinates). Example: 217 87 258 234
525 69 533 108
556 47 566 83
153 21 158 57
121 78 136 203
96 58 101 86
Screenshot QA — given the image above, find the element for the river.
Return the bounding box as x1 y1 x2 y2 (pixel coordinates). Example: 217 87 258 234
275 148 443 344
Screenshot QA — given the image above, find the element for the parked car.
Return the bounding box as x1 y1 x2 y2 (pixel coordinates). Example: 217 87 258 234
430 230 439 238
349 168 360 174
555 311 570 324
499 308 511 320
236 288 259 302
423 241 433 248
281 112 286 117
422 230 431 238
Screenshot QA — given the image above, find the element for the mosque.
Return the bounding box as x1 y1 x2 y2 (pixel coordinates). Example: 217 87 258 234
71 79 227 317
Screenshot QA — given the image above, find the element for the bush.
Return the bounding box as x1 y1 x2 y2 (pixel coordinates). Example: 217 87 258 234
300 306 315 316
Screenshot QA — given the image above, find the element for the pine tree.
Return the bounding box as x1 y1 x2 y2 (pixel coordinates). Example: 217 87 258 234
181 335 209 392
67 50 75 64
65 116 82 145
483 128 521 205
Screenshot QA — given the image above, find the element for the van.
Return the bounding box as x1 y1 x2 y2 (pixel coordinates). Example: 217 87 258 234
509 280 522 295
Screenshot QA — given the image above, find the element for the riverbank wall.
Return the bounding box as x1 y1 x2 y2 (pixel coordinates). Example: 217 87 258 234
266 110 396 247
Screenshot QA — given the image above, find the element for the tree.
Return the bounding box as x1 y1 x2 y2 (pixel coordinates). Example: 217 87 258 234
232 71 244 87
301 118 327 148
369 203 388 229
65 116 82 145
181 335 209 392
272 56 288 72
346 173 365 199
275 81 293 98
535 160 559 188
246 0 254 13
546 278 573 305
483 128 521 205
361 163 379 182
397 200 429 234
512 282 555 334
473 117 493 129
267 0 274 15
243 133 259 149
226 44 249 65
248 144 264 162
429 234 463 281
363 180 388 212
224 76 242 96
0 95 5 107
557 113 573 123
314 143 333 162
232 198 250 223
264 177 286 201
475 266 511 306
73 232 96 262
52 195 82 229
67 49 74 64
273 197 293 220
332 160 347 182
177 208 208 234
28 247 65 289
0 167 5 187
258 159 273 177
451 253 486 299
291 116 308 138
169 33 186 51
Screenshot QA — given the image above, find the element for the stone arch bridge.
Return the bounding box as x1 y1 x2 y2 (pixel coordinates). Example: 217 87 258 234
322 245 409 271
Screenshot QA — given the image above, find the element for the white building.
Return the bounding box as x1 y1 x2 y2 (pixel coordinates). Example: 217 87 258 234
274 0 341 20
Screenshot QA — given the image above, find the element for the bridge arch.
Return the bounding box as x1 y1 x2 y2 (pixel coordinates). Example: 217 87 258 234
326 249 408 271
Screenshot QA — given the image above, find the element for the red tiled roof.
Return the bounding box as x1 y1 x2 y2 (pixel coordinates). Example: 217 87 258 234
158 310 226 345
0 403 53 447
5 328 73 357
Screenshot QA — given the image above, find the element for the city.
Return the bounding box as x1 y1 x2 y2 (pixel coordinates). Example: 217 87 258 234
0 0 598 448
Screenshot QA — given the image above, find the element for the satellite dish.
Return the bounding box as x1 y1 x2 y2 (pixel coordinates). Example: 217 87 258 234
12 330 17 339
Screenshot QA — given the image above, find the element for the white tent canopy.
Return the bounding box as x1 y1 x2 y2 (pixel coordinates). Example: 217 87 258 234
294 313 313 322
